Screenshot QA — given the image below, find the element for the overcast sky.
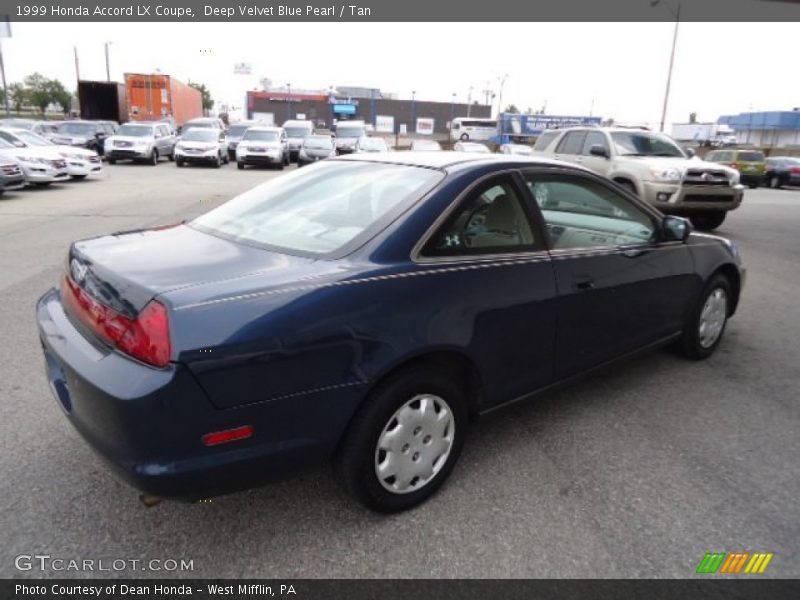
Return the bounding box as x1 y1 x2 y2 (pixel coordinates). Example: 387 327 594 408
2 21 798 125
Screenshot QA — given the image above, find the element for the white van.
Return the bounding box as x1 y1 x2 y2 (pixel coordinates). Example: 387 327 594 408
282 119 314 162
449 117 498 142
334 120 367 154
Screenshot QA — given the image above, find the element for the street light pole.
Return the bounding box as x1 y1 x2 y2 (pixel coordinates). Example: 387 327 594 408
467 86 473 117
411 90 416 131
497 73 508 118
449 92 456 125
651 0 681 132
104 41 112 81
286 82 291 120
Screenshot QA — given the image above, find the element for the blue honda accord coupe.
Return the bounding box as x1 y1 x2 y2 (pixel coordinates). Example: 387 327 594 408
37 152 744 512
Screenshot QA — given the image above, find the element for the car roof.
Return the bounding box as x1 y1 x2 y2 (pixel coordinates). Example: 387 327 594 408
334 151 568 171
246 126 282 132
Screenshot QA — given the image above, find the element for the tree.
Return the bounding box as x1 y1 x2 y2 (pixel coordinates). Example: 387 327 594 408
47 80 72 115
24 72 53 115
188 82 214 112
504 104 520 114
9 83 27 113
689 112 697 124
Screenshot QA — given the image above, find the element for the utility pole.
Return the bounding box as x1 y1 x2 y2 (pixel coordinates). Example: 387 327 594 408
467 86 473 117
651 0 681 132
286 82 292 120
496 74 508 118
104 41 112 81
0 40 9 116
74 46 81 82
411 90 416 131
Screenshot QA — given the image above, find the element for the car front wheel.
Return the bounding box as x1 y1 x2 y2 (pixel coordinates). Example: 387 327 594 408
678 274 731 360
149 150 159 166
335 366 466 513
237 161 244 170
689 211 726 231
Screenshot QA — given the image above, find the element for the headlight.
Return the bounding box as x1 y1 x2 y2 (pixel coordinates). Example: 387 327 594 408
649 168 682 183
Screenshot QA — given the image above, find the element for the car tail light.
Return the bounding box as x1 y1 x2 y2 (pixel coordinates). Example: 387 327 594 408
60 275 172 367
201 426 254 447
791 167 800 174
730 162 739 170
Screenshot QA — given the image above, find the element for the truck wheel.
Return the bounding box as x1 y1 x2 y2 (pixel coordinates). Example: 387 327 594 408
334 365 467 512
689 211 726 231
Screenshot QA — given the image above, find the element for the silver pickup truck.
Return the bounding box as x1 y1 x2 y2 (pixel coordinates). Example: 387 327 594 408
533 127 744 230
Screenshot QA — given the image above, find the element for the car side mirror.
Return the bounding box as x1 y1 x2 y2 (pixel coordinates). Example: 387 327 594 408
589 144 609 158
662 215 691 242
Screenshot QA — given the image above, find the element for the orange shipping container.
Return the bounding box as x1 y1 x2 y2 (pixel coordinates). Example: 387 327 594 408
124 73 203 127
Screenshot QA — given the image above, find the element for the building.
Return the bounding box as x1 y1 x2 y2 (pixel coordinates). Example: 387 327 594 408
718 110 800 147
245 89 491 135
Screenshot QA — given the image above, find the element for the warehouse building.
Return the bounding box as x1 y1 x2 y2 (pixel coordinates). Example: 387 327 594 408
245 87 491 135
718 110 800 147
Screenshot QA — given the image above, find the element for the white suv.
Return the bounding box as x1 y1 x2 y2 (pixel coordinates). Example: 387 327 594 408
534 127 744 230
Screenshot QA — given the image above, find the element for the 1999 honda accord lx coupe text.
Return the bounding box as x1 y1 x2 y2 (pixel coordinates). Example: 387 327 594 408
37 153 744 512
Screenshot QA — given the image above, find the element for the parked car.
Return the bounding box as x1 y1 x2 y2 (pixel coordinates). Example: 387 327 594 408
0 118 36 130
0 158 26 194
355 136 390 153
764 156 800 188
706 150 767 189
704 149 766 189
236 126 289 169
175 128 228 168
283 119 314 162
453 141 491 153
410 139 442 151
224 120 265 161
535 127 744 231
0 127 102 179
50 120 109 155
32 121 62 139
297 134 336 166
180 117 225 136
104 122 176 165
498 143 533 156
0 137 69 185
37 153 744 512
334 120 366 154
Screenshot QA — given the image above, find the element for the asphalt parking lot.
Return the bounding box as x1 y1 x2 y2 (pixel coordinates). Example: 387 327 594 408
1 161 798 579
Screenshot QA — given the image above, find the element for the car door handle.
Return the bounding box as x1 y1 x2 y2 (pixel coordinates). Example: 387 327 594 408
574 277 595 291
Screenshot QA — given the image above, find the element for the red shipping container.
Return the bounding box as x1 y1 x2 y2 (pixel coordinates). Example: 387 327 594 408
124 73 203 126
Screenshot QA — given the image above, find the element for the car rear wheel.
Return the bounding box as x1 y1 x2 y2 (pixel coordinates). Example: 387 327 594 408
678 274 731 360
176 157 184 167
107 158 116 165
335 366 467 513
769 175 781 189
167 151 175 162
689 211 726 231
237 162 244 170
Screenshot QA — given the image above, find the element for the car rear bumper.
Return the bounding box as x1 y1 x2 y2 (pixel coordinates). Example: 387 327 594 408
176 151 219 163
36 288 335 500
643 182 744 212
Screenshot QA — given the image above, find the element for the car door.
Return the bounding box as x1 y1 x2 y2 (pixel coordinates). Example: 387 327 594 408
580 130 613 177
416 172 557 407
552 130 587 167
521 168 697 379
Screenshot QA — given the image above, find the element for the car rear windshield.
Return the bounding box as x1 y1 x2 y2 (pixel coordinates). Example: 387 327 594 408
190 161 443 256
285 127 311 138
243 130 279 142
337 126 365 138
610 132 685 157
117 125 153 137
738 151 765 162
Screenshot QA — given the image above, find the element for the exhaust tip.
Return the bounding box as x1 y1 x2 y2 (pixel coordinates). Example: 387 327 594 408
139 494 163 508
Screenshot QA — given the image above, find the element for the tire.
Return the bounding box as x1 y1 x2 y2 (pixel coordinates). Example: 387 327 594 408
176 157 184 167
214 154 222 168
70 174 87 180
334 366 467 513
748 183 758 189
769 175 781 189
459 133 469 141
277 158 285 170
107 158 117 165
689 211 726 231
617 180 638 196
228 150 236 161
223 153 230 165
678 274 732 360
149 150 158 166
237 162 244 170
168 151 175 162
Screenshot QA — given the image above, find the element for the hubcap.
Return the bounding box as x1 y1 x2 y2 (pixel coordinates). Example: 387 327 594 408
698 287 728 348
374 394 454 494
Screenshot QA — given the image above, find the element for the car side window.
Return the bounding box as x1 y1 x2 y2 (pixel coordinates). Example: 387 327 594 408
533 130 559 152
422 176 539 257
524 174 656 250
582 131 609 155
555 131 587 156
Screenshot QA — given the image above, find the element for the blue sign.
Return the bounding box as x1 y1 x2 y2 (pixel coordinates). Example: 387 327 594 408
333 104 357 115
499 113 602 137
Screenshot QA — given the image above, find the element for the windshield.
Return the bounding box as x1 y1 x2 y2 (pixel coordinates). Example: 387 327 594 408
285 127 311 138
243 130 279 142
228 124 253 137
182 129 219 142
117 125 153 137
337 126 365 138
16 131 52 146
58 123 96 136
610 132 685 158
304 136 333 149
191 162 442 255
